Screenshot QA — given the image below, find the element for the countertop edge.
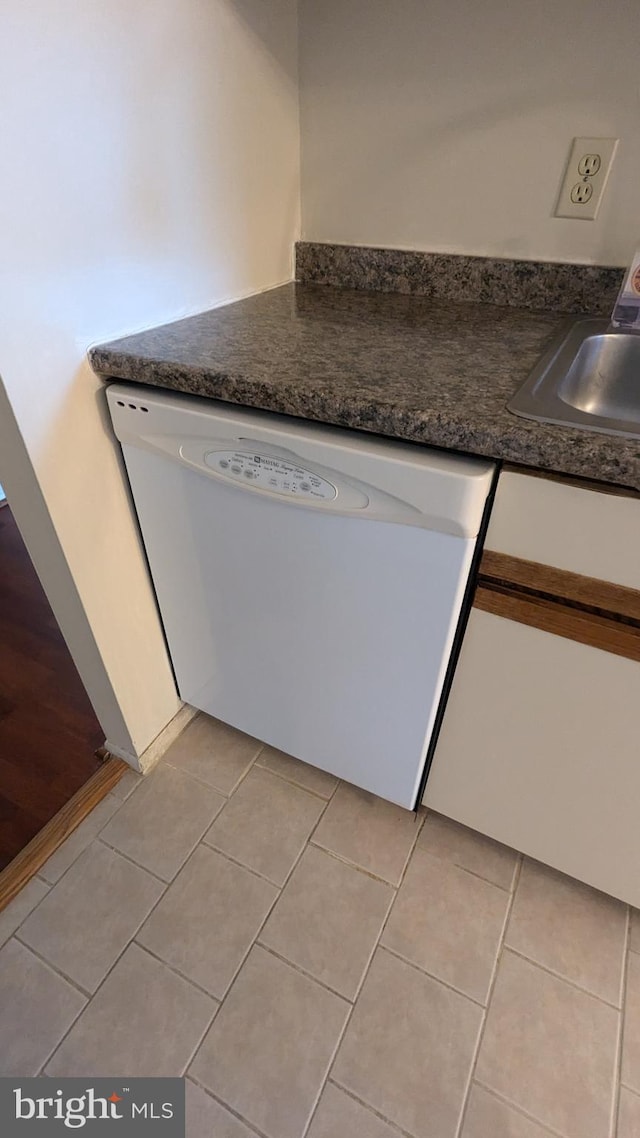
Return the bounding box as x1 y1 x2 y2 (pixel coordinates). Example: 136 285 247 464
91 356 640 495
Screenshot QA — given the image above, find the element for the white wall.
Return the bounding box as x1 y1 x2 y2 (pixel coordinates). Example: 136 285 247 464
299 0 639 266
0 0 300 764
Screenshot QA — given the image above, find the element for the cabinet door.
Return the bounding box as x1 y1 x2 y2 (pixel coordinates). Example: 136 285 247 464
485 469 640 588
424 608 640 906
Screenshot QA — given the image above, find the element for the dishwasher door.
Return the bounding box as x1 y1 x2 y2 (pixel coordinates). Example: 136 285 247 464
108 385 494 808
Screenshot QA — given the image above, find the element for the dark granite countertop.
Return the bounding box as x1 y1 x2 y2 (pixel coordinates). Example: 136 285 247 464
90 282 640 492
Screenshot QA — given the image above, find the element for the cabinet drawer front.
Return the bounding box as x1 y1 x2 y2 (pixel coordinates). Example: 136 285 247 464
485 471 640 589
424 608 640 906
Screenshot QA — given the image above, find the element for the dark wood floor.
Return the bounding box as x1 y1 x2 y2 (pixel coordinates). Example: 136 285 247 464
0 506 103 870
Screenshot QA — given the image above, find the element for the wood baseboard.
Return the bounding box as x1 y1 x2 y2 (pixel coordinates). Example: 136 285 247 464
0 754 128 914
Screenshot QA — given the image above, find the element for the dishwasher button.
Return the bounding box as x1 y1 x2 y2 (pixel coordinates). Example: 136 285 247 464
300 482 311 491
231 465 242 474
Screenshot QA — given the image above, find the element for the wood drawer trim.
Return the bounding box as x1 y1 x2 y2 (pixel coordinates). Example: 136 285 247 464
479 549 640 625
474 583 640 662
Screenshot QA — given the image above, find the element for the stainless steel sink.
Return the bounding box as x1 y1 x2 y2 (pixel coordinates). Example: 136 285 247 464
508 318 640 439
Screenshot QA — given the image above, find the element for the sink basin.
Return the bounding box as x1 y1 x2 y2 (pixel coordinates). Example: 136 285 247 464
508 318 640 439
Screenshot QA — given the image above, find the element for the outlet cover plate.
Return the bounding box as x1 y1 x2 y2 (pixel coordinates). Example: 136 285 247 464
555 137 618 220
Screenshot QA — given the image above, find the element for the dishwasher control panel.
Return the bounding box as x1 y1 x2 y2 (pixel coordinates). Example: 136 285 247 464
204 449 337 501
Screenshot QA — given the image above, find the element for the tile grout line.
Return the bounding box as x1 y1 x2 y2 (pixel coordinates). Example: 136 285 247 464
619 1083 640 1101
186 1076 270 1138
298 982 361 1138
12 934 93 999
167 741 340 806
216 745 266 798
340 807 426 1011
129 760 224 796
184 778 342 1111
198 839 288 888
95 837 179 885
253 757 341 802
28 736 625 1137
611 908 631 1138
410 841 520 912
420 810 521 894
620 1083 640 1098
131 938 226 1004
39 745 335 1083
327 1079 417 1138
201 766 340 892
433 859 515 894
34 744 330 924
307 838 406 887
502 943 627 1011
168 953 221 1080
377 943 487 1010
254 940 357 1005
37 933 211 1077
19 839 170 999
107 743 262 877
0 880 52 949
22 742 624 1138
35 992 92 1078
27 864 225 1076
198 760 342 888
31 789 136 894
21 727 630 1136
29 761 197 1075
135 813 302 1011
13 794 168 986
453 852 523 1138
310 800 425 1016
300 809 427 1138
97 768 231 884
185 856 285 1006
182 793 407 1102
26 739 267 1078
251 933 366 1005
35 837 222 1075
36 796 122 889
162 749 258 799
458 860 627 1138
152 769 354 1016
471 1080 569 1138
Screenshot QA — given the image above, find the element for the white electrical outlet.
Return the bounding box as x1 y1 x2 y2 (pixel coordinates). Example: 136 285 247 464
555 137 618 220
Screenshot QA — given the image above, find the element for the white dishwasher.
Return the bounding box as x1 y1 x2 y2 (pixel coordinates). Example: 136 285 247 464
108 384 495 808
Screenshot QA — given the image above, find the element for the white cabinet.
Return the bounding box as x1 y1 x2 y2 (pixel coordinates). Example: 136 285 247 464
424 608 640 905
424 468 640 906
485 469 640 589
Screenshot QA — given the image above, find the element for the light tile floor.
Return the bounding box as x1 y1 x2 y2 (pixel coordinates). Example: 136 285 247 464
0 712 637 1138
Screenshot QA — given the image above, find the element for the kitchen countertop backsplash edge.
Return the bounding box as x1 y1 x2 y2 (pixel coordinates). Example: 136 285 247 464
296 241 623 316
90 249 640 494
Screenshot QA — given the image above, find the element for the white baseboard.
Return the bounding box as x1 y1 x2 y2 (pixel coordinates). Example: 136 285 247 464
105 703 198 774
